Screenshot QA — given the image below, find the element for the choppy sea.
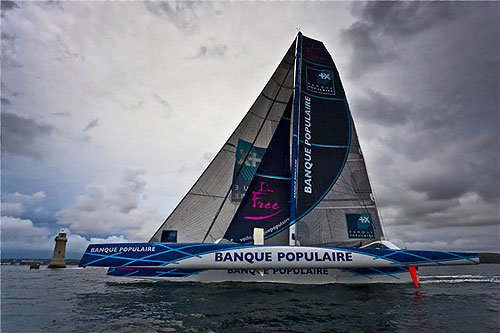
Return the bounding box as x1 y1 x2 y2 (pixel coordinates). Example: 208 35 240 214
1 264 499 332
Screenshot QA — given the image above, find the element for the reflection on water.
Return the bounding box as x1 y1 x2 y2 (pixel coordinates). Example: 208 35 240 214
1 265 499 332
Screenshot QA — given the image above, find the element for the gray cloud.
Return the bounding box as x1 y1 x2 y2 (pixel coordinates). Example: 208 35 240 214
189 44 228 59
1 112 54 158
1 191 46 217
54 38 84 63
1 1 19 15
352 2 456 38
346 2 499 249
144 1 202 32
151 93 173 119
341 22 397 77
342 2 458 77
83 118 99 132
352 90 409 126
56 169 161 239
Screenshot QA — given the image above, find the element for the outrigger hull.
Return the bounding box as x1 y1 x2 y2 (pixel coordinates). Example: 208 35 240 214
80 243 479 284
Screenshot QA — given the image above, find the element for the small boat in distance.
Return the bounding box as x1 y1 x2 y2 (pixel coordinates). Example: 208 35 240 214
80 33 491 286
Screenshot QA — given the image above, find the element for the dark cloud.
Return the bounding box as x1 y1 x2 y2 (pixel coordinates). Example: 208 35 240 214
408 171 473 201
352 90 409 126
1 31 16 41
144 1 204 32
83 118 99 132
1 30 22 69
352 2 456 38
342 2 458 77
1 1 19 14
340 22 397 77
151 93 173 119
345 2 499 246
1 113 54 158
189 44 228 59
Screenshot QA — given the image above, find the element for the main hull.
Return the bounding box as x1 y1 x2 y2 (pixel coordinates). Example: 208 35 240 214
81 243 479 268
106 267 415 284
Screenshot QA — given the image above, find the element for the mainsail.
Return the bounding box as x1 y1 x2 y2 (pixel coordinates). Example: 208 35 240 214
150 33 383 247
293 35 383 247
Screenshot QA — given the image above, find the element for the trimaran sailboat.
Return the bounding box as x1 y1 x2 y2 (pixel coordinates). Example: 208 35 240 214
80 33 490 286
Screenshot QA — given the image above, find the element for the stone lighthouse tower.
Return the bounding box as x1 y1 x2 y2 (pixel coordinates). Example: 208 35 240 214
48 230 67 268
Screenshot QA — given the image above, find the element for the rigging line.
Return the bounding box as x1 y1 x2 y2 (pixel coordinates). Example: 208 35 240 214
324 209 335 245
202 63 294 243
261 92 289 105
189 193 226 199
271 76 294 89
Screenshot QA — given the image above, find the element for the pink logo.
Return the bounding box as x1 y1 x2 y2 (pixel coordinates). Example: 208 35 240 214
243 182 283 220
304 45 326 62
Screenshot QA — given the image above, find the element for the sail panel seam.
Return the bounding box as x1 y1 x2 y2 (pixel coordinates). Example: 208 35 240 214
271 76 294 89
314 205 376 210
297 139 359 148
302 91 346 101
188 193 226 199
303 58 335 69
255 173 292 180
249 110 280 123
261 92 289 105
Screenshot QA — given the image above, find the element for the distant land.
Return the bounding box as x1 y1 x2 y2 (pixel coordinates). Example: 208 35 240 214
479 253 500 264
1 258 81 266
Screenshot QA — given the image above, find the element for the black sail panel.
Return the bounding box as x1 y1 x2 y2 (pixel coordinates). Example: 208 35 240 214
295 36 350 220
294 35 384 246
224 98 292 244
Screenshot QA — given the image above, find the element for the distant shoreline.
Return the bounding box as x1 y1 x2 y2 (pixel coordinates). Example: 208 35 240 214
1 258 81 266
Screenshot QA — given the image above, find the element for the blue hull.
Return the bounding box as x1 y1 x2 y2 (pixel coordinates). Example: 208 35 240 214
80 243 479 268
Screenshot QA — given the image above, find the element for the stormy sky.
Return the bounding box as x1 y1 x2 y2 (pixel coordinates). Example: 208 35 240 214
1 1 498 258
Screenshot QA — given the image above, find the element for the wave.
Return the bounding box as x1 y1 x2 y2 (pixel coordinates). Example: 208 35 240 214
420 275 500 284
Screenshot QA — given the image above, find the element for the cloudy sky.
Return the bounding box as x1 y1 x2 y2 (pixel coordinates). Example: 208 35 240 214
1 1 498 258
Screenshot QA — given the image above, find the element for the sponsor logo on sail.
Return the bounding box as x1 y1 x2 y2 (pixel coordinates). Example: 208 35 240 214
303 95 313 194
244 182 283 220
346 213 375 239
231 139 265 202
305 66 335 95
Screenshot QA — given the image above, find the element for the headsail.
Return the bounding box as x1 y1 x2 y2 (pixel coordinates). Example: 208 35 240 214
223 97 292 244
150 40 295 243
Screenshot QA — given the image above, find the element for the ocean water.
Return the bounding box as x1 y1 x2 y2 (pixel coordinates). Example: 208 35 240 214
1 264 499 332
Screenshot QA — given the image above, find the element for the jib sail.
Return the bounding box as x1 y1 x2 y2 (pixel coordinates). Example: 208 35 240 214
223 98 292 244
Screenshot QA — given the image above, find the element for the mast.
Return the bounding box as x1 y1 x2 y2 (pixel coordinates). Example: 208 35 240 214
289 32 302 246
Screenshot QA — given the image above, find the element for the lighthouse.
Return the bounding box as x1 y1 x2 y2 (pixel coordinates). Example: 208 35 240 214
48 230 67 268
